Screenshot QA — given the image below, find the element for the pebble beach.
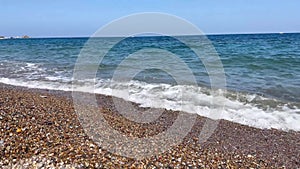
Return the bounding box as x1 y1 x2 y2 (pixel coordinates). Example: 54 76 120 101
0 83 299 168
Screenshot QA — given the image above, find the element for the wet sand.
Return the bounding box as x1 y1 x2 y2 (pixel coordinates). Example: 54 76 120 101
0 83 299 168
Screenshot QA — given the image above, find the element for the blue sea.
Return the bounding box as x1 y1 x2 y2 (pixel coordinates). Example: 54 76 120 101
0 33 299 131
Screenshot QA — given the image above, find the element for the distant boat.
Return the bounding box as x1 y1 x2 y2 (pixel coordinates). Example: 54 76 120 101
279 32 284 34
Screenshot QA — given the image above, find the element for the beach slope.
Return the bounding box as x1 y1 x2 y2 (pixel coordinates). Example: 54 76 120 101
0 84 299 168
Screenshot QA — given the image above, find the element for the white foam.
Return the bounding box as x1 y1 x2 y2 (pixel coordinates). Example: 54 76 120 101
0 77 299 131
0 78 71 91
25 63 38 68
45 76 63 81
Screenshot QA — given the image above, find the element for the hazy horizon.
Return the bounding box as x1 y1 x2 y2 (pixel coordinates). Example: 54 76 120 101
2 31 300 39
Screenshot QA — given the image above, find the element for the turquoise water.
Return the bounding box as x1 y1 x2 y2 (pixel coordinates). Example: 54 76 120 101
0 33 299 130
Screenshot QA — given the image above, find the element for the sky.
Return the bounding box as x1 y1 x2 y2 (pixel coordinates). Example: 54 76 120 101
1 0 300 37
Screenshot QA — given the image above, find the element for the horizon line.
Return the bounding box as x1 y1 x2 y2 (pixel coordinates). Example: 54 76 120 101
3 31 300 39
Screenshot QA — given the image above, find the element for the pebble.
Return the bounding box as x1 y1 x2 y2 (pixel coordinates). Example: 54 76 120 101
40 95 48 98
16 128 22 133
0 85 298 168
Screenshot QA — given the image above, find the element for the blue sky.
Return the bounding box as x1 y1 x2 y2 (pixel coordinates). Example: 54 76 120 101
1 0 300 37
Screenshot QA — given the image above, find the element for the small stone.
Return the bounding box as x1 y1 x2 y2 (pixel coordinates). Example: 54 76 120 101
45 121 53 125
16 128 22 133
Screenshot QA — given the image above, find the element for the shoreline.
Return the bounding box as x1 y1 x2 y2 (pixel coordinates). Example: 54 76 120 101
0 83 299 168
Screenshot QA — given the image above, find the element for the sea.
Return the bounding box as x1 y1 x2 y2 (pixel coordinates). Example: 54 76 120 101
0 33 299 131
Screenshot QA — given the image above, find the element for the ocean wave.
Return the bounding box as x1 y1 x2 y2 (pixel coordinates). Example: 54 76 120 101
0 77 299 131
